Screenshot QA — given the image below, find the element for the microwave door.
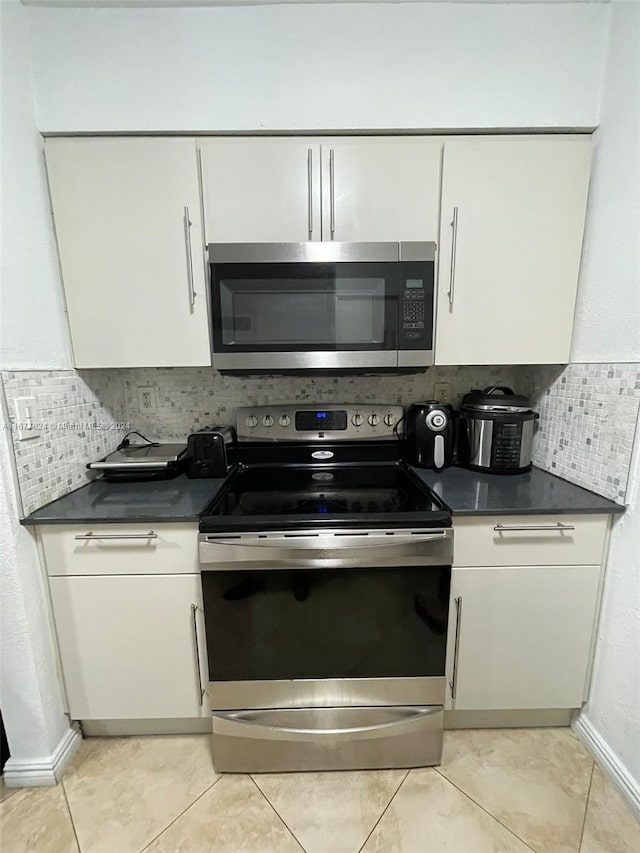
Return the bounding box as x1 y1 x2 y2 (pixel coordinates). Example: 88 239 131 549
208 242 434 372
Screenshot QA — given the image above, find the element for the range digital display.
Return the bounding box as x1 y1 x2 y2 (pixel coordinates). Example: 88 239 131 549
295 410 348 431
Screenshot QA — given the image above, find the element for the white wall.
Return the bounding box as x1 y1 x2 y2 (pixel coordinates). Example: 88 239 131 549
572 1 640 806
27 2 608 133
571 1 640 363
0 386 71 775
0 0 73 781
581 413 640 791
0 1 71 370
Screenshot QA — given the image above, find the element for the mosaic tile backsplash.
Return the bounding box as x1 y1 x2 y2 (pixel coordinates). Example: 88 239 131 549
1 370 127 515
119 366 520 441
525 363 640 503
3 362 638 514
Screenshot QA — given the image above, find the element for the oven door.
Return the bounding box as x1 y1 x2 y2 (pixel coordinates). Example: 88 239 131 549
208 242 435 371
199 529 452 711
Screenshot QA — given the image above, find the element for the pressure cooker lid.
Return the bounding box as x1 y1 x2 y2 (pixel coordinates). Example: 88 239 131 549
462 386 532 413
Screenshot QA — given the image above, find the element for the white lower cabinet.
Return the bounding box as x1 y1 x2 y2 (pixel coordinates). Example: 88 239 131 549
49 574 207 720
445 564 602 711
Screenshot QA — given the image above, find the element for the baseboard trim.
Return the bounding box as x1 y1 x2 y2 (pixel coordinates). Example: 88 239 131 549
445 708 573 729
3 726 82 788
81 717 211 736
572 714 640 821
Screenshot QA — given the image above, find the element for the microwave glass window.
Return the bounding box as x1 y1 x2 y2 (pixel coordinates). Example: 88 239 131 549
219 276 385 347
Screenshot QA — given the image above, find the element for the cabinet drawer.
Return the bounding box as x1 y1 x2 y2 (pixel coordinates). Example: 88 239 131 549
453 514 610 567
40 523 199 576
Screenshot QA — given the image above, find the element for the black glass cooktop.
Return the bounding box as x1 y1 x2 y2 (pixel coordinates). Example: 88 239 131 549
200 462 451 532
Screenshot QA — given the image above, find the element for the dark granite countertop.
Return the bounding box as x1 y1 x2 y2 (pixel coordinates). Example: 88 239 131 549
411 465 624 516
22 465 623 526
21 474 226 526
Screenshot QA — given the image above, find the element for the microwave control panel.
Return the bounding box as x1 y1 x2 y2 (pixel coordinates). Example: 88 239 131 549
400 279 429 348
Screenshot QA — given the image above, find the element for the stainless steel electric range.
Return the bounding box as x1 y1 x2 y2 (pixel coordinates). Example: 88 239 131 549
198 404 452 773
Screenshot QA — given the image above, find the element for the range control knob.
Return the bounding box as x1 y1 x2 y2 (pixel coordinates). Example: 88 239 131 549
263 415 275 427
351 413 364 427
384 413 396 427
245 415 258 428
278 414 291 427
367 413 380 426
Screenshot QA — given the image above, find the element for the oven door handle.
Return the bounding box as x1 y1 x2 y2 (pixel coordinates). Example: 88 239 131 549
199 530 452 568
212 707 441 742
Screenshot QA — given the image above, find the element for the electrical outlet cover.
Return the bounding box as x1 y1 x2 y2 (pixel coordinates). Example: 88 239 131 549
137 386 157 414
433 382 451 403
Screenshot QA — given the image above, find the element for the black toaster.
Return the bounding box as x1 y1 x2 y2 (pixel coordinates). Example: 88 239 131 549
186 425 236 479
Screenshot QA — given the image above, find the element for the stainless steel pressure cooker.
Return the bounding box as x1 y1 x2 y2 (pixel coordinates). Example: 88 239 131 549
458 386 539 474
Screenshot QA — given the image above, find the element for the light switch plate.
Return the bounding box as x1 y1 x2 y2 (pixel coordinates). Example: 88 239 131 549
14 396 41 440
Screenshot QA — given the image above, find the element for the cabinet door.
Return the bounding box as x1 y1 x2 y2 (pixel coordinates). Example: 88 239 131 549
446 565 601 711
50 575 207 719
435 136 591 365
321 139 442 242
201 139 321 242
45 138 210 368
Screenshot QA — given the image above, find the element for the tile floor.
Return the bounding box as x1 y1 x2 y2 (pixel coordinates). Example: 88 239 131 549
2 728 639 853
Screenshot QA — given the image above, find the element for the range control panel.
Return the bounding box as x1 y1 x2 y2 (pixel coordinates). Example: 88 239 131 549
236 405 404 442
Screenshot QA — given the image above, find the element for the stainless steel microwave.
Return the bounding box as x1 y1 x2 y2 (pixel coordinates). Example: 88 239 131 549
208 242 436 373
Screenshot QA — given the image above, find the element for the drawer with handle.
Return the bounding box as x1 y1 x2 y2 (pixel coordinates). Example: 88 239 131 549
453 514 610 567
39 523 199 576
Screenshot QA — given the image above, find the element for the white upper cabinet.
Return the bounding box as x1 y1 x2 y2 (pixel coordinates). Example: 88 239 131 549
201 139 322 243
435 136 592 365
200 137 441 244
45 138 211 368
320 139 442 242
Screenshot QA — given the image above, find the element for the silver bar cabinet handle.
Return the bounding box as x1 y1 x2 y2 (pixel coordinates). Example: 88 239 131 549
74 531 157 541
448 206 458 307
329 148 336 239
183 206 196 313
493 522 576 532
191 603 206 707
449 596 462 700
307 148 313 239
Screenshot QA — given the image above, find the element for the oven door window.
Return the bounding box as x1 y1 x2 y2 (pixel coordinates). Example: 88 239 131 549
212 263 398 352
201 565 450 681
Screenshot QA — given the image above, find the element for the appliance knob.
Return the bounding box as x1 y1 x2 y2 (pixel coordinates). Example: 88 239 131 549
245 415 258 428
263 415 274 427
278 415 291 427
368 413 379 426
426 410 447 431
384 413 396 427
351 413 364 427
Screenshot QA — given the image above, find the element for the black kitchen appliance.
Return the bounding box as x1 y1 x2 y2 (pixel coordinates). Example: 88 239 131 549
404 402 456 470
458 386 539 474
86 443 187 482
197 403 453 774
186 425 236 479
